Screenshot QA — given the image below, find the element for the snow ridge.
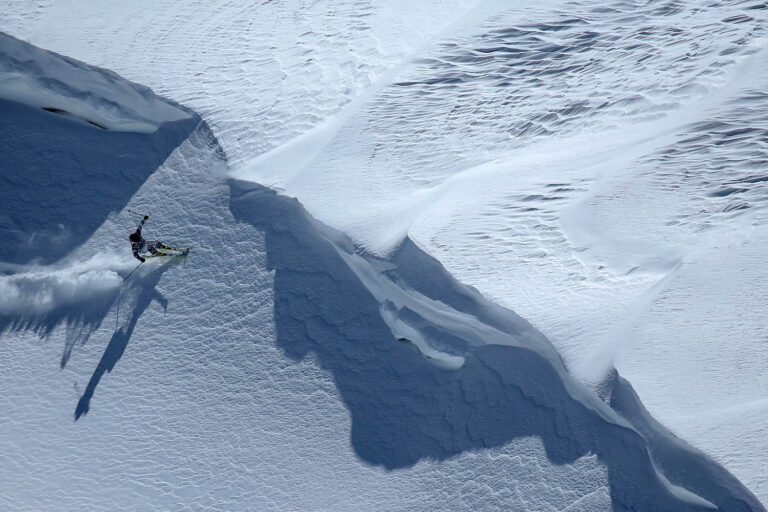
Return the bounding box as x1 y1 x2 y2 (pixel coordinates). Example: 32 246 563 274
0 44 199 265
2 1 767 509
0 33 192 132
229 180 764 512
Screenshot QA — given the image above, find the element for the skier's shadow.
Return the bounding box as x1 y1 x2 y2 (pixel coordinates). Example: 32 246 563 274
228 179 764 512
75 262 171 420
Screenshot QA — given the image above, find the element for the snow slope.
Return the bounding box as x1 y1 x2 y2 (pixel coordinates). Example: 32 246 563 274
3 112 617 511
2 0 768 508
0 33 198 264
0 27 758 512
1 32 618 512
2 79 761 509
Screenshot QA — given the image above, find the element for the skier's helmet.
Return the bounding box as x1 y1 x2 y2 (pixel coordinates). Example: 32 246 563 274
129 232 140 242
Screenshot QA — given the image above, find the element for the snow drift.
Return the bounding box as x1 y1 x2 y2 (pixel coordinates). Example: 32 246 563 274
2 1 768 509
230 180 763 512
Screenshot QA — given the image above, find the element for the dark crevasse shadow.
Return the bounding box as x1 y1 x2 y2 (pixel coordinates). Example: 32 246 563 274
229 179 764 512
75 262 171 420
0 97 199 265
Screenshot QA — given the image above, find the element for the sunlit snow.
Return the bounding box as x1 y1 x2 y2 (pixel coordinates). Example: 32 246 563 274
1 0 767 509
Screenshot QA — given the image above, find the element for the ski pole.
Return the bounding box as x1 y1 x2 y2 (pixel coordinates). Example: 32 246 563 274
127 209 147 218
122 262 143 282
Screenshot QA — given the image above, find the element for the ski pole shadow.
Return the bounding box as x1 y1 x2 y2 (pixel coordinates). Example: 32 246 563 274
228 179 765 512
74 261 171 420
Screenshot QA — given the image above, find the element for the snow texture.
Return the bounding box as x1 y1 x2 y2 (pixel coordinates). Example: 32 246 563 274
2 0 768 509
1 99 617 511
0 33 199 265
0 33 192 132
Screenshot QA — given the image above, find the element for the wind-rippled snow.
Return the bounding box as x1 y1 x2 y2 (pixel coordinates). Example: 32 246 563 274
2 0 767 506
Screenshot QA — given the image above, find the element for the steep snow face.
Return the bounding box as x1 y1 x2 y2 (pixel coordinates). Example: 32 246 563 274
240 2 765 503
2 0 768 507
0 38 620 508
2 105 755 510
0 33 192 132
0 0 479 166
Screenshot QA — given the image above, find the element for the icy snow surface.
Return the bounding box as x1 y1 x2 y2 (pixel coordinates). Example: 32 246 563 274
2 0 768 508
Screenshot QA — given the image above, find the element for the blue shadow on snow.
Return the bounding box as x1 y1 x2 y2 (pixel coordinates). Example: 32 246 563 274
0 97 198 265
75 261 171 420
229 179 764 512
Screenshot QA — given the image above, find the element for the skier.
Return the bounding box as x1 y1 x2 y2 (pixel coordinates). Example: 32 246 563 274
129 215 171 262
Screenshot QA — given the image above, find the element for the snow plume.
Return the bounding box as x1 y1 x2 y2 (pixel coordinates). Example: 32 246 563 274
0 266 119 315
0 254 130 347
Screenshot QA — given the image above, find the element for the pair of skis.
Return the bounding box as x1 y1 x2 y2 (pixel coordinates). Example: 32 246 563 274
123 209 191 282
121 248 191 282
143 246 191 259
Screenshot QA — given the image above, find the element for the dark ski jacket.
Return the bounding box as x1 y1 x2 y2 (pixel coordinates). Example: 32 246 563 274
131 219 147 261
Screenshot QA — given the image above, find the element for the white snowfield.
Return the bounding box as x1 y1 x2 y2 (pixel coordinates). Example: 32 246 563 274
1 0 768 509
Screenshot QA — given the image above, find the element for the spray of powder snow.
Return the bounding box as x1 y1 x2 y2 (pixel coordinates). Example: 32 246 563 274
0 253 135 340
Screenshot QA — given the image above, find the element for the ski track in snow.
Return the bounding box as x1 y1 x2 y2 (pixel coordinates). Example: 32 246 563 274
2 0 768 507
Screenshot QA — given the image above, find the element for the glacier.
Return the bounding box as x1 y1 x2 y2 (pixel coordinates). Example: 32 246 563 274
1 0 768 510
